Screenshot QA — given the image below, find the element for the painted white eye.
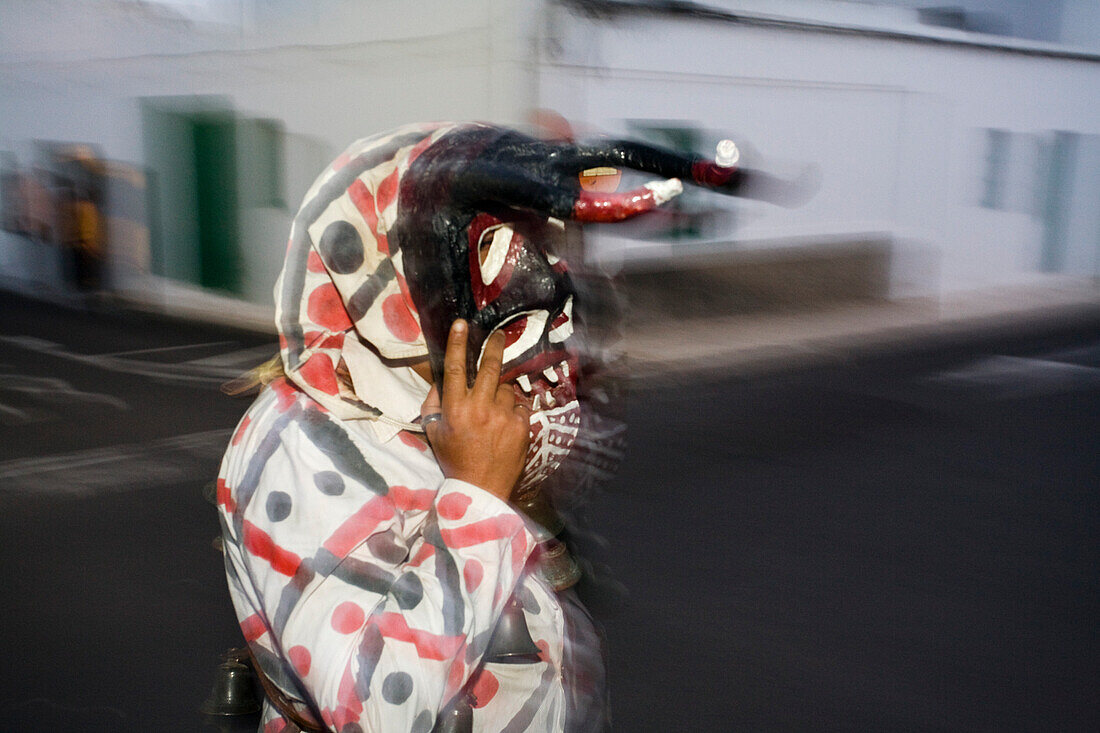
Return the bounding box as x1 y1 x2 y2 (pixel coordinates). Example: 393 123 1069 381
500 309 550 364
548 296 573 343
478 224 512 283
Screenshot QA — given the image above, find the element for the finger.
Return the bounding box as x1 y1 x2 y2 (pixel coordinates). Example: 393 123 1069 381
421 383 441 418
495 381 515 409
513 402 533 437
472 331 506 400
441 319 469 404
420 384 443 441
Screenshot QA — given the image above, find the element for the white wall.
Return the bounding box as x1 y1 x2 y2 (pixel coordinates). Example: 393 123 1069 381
0 0 540 302
536 2 1100 294
3 0 1098 304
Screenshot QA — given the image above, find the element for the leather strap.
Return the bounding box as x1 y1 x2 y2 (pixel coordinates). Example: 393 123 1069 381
242 646 325 732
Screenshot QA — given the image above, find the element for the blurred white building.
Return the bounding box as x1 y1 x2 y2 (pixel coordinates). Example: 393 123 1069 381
1 0 1098 316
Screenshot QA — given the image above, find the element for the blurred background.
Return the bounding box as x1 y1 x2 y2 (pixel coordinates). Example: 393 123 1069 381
1 1 1098 731
2 0 1099 317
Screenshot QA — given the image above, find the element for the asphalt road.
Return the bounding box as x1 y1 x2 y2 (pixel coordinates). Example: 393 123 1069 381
1 290 1097 732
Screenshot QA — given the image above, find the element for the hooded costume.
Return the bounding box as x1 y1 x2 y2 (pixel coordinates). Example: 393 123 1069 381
217 122 795 731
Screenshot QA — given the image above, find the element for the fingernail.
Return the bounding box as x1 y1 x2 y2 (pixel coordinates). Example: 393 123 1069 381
452 319 467 333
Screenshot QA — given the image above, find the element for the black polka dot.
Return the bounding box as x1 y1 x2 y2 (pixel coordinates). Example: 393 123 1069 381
319 220 364 274
382 671 413 705
516 584 540 615
266 491 292 522
315 471 345 496
411 710 433 733
392 573 423 610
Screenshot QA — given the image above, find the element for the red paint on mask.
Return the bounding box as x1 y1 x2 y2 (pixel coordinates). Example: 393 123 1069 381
572 186 660 222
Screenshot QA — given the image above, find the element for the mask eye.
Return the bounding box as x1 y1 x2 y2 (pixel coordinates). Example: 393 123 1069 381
477 224 513 282
579 166 621 193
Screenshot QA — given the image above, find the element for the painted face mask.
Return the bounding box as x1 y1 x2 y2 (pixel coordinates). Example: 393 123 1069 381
277 122 799 493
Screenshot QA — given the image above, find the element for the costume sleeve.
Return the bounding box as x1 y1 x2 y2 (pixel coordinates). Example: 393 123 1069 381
218 399 537 732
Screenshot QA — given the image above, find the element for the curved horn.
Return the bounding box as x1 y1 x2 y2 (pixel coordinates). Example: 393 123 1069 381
560 139 815 207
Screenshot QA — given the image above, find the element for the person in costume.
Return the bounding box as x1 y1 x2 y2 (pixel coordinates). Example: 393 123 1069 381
216 121 806 732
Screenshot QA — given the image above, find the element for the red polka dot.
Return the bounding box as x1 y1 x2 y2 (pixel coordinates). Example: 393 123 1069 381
470 669 499 708
288 645 311 676
463 559 483 592
394 271 419 318
398 430 428 451
437 492 472 521
331 602 365 634
299 353 340 395
535 638 550 663
307 282 353 332
306 250 326 273
382 293 421 342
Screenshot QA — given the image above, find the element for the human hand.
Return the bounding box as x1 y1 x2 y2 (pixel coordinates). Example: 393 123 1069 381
420 320 531 501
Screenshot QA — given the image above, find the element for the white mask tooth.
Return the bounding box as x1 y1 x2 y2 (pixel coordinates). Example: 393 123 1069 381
543 391 556 407
532 394 541 410
543 366 559 383
561 361 570 377
517 374 532 392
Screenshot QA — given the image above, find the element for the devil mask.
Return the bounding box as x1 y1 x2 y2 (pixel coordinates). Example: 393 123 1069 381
275 121 795 491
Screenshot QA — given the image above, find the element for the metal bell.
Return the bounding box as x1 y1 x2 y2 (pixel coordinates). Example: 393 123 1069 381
200 658 261 716
431 692 474 733
484 595 541 663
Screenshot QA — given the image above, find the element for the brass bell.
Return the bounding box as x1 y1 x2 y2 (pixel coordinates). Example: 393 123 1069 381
200 658 261 716
484 595 541 663
511 486 563 540
537 538 581 591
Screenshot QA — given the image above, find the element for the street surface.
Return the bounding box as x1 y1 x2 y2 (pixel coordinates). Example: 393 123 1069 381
1 289 1097 731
